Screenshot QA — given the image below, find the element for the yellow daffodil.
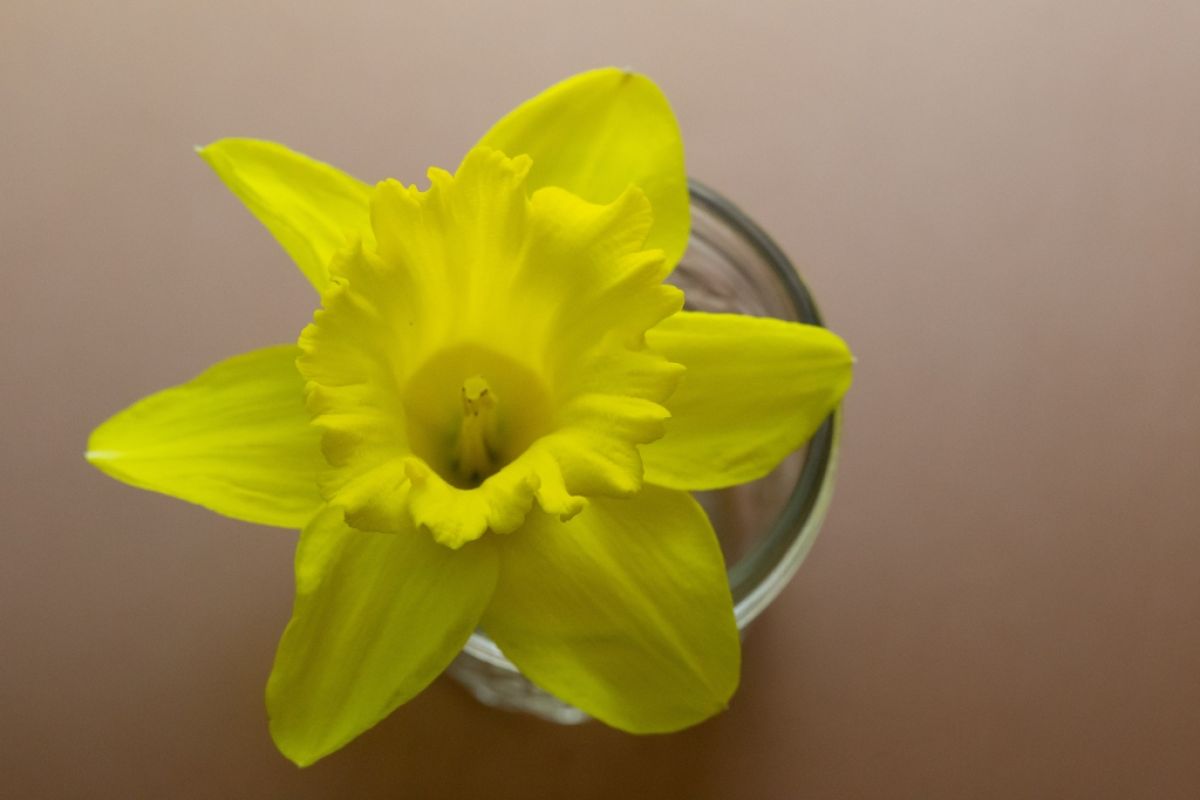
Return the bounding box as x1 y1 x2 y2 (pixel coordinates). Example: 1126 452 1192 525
86 68 853 766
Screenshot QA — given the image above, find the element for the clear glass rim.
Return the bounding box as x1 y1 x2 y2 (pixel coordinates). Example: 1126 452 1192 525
462 180 841 669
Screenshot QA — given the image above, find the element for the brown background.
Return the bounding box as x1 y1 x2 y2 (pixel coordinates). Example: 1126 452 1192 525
3 2 1199 797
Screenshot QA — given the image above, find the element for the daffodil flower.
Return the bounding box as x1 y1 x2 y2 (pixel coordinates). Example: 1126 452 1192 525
86 68 853 766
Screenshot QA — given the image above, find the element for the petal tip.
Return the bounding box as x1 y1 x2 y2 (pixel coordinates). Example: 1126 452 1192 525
267 717 323 769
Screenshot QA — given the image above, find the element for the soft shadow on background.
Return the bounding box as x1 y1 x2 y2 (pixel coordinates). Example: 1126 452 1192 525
3 2 1199 797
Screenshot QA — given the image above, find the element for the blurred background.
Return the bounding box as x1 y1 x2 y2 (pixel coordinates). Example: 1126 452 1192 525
3 1 1198 797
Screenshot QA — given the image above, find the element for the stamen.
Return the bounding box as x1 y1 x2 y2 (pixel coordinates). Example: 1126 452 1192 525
454 376 499 485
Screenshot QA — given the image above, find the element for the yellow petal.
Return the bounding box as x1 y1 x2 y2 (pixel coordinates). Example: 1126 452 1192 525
476 68 689 269
642 311 854 490
482 485 739 733
268 507 497 766
198 138 373 291
86 346 323 528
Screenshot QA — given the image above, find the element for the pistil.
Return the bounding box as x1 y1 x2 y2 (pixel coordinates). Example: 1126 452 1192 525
454 376 499 485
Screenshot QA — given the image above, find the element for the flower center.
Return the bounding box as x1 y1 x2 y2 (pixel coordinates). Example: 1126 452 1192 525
402 343 554 490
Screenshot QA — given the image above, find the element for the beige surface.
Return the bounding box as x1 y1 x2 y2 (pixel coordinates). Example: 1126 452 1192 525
4 2 1199 797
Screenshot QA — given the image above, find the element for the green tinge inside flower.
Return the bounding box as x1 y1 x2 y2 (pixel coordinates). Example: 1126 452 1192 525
404 348 552 489
298 147 684 548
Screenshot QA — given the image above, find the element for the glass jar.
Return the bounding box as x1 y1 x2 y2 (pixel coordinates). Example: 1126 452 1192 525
445 181 842 723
